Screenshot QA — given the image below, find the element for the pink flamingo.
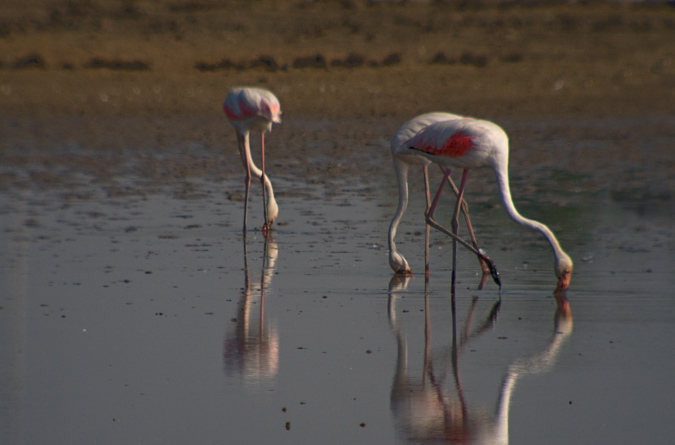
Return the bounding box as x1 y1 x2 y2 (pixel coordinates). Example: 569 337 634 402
389 112 497 285
398 117 573 291
224 87 282 234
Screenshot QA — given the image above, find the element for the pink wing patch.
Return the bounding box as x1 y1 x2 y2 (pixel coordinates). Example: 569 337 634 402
414 131 474 157
439 132 474 156
224 98 259 121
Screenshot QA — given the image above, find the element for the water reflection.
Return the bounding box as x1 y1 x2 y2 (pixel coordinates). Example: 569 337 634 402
388 280 571 444
223 238 279 386
493 291 572 444
0 199 28 445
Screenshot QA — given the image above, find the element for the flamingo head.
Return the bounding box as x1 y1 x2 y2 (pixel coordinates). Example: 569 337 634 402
266 195 279 228
554 252 573 291
389 251 413 275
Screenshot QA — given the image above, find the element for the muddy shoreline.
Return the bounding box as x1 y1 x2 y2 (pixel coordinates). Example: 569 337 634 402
1 1 674 197
1 1 674 118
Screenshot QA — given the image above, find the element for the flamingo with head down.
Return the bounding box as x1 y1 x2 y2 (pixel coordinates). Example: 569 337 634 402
224 86 282 234
395 116 573 291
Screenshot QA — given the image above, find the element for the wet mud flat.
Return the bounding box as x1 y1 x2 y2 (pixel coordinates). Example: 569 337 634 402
1 129 674 444
1 0 674 197
1 109 674 444
2 1 675 444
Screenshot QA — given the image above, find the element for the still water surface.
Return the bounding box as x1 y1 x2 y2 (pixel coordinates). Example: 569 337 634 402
1 116 674 444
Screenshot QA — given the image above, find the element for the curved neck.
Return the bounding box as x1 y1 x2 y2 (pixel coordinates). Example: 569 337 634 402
493 164 565 259
242 132 276 202
388 158 410 255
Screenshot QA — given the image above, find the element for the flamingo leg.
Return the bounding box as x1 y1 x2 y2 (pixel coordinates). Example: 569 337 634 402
260 133 270 235
450 170 469 293
423 166 431 281
451 170 468 237
437 164 490 275
426 170 501 288
238 132 252 234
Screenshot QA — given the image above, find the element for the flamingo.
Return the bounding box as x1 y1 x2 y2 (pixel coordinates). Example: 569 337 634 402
389 112 497 285
224 86 282 234
399 117 573 290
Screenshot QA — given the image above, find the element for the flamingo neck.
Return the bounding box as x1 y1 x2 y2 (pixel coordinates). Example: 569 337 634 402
388 158 410 271
493 164 567 261
242 132 277 208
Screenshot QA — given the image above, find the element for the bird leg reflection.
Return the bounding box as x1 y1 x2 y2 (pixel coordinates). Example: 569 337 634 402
388 276 502 443
223 236 279 383
389 281 569 444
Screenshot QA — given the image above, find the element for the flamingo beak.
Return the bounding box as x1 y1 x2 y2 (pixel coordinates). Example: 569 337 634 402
394 266 414 275
556 270 572 292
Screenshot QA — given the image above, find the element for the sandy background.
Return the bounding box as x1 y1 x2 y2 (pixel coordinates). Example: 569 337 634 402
0 0 674 194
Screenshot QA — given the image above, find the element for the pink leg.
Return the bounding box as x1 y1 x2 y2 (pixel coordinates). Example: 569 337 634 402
437 164 489 275
239 132 252 234
451 170 469 236
423 166 431 281
260 133 271 235
450 170 469 292
427 168 450 221
426 169 501 288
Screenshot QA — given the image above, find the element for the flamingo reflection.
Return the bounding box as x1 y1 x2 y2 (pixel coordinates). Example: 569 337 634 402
223 238 279 385
491 291 572 444
388 280 571 444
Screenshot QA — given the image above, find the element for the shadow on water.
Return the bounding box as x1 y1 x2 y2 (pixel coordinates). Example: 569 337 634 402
223 237 280 386
388 273 572 444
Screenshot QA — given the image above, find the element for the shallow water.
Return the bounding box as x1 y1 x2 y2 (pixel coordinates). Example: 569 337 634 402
1 116 674 444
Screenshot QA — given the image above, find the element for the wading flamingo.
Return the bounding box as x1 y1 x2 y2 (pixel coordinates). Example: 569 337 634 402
224 87 282 234
389 113 498 287
399 117 573 291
